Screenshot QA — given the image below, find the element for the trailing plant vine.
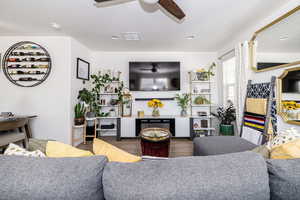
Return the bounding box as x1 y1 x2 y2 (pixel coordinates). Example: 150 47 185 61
89 72 124 116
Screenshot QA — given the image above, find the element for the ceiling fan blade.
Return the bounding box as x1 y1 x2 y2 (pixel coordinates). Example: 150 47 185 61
94 0 117 3
158 0 186 20
94 0 132 8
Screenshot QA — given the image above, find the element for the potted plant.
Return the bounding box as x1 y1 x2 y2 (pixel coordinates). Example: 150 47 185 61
175 93 190 117
74 103 86 125
211 102 236 136
77 88 98 126
90 72 124 115
195 62 216 81
147 99 164 117
194 96 210 105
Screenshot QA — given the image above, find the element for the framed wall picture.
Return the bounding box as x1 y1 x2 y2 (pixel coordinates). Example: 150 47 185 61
77 58 90 81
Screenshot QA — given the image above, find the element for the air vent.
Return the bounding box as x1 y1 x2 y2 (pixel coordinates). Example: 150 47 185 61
122 32 141 41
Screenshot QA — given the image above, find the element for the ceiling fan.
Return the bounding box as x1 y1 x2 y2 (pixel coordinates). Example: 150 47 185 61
94 0 186 20
141 63 160 72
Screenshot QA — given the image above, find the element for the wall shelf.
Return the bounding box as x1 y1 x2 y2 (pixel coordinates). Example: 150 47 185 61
2 41 52 87
189 71 215 138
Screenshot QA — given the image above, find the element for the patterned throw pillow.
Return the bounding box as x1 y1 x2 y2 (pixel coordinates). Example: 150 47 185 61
4 143 46 157
267 128 300 150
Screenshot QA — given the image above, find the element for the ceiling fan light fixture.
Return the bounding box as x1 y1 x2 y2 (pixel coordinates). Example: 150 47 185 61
142 0 159 4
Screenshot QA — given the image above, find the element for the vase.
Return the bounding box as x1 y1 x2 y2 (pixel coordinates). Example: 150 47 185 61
219 124 234 136
181 109 188 117
152 107 160 117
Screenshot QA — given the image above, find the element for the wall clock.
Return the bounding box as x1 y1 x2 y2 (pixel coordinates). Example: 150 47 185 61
2 41 52 87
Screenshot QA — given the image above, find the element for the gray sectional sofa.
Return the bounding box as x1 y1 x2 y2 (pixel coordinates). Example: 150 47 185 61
0 152 299 200
193 136 258 156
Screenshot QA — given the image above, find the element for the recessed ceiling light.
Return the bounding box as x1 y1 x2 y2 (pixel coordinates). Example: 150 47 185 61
122 32 141 41
51 22 61 30
279 36 289 41
185 35 196 40
111 35 121 40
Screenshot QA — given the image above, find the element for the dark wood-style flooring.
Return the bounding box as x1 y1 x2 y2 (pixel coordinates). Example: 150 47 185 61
78 137 193 157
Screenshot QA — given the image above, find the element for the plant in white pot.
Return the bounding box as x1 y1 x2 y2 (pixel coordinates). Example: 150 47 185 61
74 103 86 125
175 93 191 117
211 101 236 136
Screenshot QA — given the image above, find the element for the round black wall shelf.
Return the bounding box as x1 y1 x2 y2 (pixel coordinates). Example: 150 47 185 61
2 41 52 87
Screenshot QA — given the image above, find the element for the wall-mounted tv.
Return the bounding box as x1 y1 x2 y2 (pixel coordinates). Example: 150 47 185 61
129 62 180 91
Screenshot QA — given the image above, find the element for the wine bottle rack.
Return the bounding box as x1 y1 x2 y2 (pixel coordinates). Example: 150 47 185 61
2 41 52 87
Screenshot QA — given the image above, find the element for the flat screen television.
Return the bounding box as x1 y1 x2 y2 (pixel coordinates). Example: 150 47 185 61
129 62 180 91
282 70 300 93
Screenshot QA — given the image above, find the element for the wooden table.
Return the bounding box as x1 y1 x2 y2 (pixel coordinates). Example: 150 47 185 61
0 116 37 149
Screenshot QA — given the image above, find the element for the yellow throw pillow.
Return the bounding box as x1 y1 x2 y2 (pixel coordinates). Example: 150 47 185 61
271 138 300 159
93 138 141 163
46 141 93 158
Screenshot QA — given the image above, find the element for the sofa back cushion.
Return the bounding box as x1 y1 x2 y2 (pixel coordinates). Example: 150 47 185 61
267 159 300 200
103 151 270 200
0 155 107 200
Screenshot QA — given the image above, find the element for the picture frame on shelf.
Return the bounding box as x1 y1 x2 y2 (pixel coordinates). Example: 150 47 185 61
122 94 132 117
77 58 90 81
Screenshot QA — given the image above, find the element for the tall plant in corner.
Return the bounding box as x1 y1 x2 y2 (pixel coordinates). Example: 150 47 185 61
77 88 98 115
211 101 236 136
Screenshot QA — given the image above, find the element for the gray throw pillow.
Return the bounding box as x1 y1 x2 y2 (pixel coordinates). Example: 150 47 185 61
267 159 300 200
28 138 51 153
0 155 107 200
103 151 270 200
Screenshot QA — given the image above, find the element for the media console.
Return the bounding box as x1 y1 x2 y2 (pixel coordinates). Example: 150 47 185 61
120 116 190 139
136 118 175 137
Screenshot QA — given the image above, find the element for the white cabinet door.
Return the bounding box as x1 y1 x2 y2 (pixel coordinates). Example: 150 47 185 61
175 118 190 137
121 118 136 138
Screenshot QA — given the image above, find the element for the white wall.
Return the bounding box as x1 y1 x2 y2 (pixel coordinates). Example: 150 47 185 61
218 1 300 132
0 36 72 143
219 1 300 56
91 52 218 116
70 38 91 145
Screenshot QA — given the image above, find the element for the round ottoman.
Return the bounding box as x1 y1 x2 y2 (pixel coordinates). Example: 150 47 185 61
141 128 171 157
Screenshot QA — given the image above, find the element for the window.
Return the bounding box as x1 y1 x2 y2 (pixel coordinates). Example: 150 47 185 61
222 56 236 106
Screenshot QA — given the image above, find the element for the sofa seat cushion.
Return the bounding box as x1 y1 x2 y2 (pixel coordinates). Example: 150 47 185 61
0 155 108 200
103 151 270 200
267 159 300 200
193 136 258 156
